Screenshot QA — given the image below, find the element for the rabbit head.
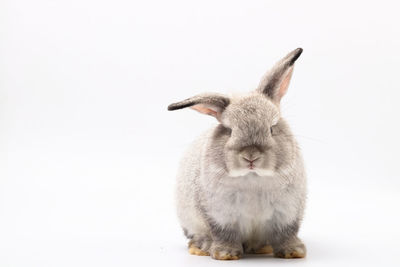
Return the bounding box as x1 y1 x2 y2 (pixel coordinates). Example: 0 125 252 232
168 48 303 177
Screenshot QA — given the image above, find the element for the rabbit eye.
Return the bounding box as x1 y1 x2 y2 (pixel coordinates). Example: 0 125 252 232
270 126 276 136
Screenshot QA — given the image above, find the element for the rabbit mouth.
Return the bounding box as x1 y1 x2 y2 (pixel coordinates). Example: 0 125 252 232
228 167 275 177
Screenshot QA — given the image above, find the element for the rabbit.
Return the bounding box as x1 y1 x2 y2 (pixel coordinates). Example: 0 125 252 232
167 48 307 260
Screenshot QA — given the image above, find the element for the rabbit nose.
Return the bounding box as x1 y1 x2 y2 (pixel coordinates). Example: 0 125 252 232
242 156 260 163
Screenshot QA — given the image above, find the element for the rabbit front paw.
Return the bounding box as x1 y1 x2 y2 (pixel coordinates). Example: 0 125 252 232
210 243 242 260
188 244 210 256
188 238 211 256
274 243 306 259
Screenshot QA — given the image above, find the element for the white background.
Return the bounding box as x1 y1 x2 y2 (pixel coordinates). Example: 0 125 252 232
1 0 400 266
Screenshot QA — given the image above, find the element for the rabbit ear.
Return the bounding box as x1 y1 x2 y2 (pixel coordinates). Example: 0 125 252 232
257 48 303 103
168 93 230 120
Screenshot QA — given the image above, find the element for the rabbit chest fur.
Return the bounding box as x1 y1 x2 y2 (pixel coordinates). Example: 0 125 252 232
205 175 281 240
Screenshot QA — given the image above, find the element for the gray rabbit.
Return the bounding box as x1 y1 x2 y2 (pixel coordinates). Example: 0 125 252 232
168 48 307 260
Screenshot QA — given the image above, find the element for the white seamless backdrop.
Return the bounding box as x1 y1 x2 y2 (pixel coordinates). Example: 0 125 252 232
1 1 400 266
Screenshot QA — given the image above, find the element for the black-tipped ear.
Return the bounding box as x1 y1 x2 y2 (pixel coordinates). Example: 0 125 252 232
168 93 230 120
257 48 303 102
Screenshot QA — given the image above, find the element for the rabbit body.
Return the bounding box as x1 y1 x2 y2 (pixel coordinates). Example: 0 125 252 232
169 48 307 260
